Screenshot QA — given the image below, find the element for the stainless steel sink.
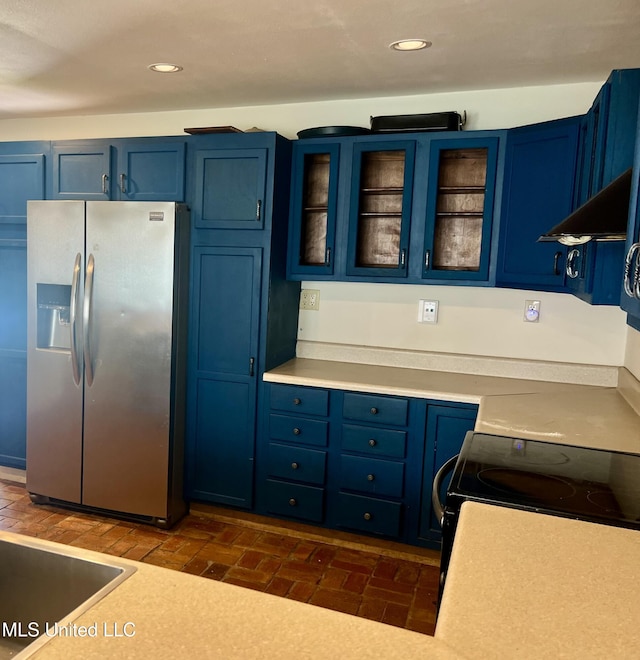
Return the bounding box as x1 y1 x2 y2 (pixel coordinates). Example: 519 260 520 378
0 531 136 659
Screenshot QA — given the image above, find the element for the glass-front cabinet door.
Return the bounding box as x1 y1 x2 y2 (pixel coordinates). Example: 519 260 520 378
346 141 415 278
288 142 339 277
422 138 499 281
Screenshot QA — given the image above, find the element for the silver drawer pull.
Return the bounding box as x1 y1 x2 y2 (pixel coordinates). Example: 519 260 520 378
367 474 375 482
370 407 378 415
288 498 297 507
368 439 377 447
292 427 301 435
291 462 299 470
363 512 372 521
293 398 301 405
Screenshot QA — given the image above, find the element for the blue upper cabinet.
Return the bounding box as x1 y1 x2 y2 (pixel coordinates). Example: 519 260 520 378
117 141 186 201
51 138 186 201
192 147 267 230
621 111 640 324
421 136 500 283
346 140 415 279
0 152 46 225
568 69 640 306
287 142 340 278
496 117 580 292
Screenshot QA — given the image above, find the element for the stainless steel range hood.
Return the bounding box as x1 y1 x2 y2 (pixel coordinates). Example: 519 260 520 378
538 167 632 245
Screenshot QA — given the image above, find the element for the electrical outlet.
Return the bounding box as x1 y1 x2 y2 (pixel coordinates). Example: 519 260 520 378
418 300 438 324
524 300 541 322
300 289 320 311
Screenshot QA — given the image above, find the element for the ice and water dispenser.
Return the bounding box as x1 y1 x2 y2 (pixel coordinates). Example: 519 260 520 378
36 283 72 350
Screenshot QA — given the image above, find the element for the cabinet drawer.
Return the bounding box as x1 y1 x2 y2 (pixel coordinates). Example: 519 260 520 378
336 493 402 537
269 414 328 447
266 479 324 522
342 393 408 426
270 384 329 416
339 455 404 498
341 424 407 458
267 443 326 485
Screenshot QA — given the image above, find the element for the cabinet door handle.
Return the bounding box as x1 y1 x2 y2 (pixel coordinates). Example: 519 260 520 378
325 247 331 266
288 498 297 507
119 173 126 194
370 407 378 415
101 174 109 195
623 242 640 298
633 247 640 299
291 462 299 470
566 249 580 279
249 357 255 377
424 249 431 270
400 248 406 267
292 427 301 435
363 512 372 521
553 251 563 276
366 474 375 482
368 439 377 447
256 200 262 222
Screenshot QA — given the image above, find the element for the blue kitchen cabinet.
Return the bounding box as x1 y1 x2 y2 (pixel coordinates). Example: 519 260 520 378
496 117 580 292
567 69 640 306
258 382 476 548
0 143 48 469
621 112 640 325
421 136 500 283
51 138 186 201
287 141 340 278
192 147 268 230
188 247 262 508
185 132 300 508
346 140 415 279
418 403 478 545
287 130 505 285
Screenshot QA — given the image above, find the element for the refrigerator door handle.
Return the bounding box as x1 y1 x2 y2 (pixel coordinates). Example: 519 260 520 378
69 252 83 386
83 253 95 387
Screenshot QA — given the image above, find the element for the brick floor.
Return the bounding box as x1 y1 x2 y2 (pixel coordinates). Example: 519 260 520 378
0 479 439 635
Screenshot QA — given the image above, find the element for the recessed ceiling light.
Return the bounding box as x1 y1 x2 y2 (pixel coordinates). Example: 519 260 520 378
389 39 432 52
148 63 183 73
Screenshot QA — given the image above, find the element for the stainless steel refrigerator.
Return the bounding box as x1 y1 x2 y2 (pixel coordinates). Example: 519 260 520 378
26 201 190 527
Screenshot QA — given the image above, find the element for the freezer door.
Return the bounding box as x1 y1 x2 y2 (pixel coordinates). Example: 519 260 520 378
81 202 177 518
26 200 85 503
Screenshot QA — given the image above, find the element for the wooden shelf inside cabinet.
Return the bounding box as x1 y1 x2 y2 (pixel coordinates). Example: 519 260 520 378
299 153 332 267
430 147 489 272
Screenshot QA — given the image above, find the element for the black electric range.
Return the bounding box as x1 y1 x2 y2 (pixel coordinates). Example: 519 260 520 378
436 431 640 604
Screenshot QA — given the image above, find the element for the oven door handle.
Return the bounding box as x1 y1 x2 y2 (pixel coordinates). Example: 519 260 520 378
432 455 459 527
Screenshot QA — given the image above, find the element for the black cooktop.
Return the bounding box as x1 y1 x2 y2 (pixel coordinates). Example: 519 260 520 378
447 432 640 530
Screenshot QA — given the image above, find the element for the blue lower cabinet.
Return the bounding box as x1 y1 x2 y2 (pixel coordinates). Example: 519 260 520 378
335 493 402 537
266 479 324 522
267 443 326 485
269 414 329 447
339 454 404 498
259 384 475 547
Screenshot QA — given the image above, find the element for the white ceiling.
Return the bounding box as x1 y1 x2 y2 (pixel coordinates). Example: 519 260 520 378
1 0 639 120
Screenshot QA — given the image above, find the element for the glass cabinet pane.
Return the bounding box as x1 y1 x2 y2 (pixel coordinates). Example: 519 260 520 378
432 147 488 272
299 153 330 266
355 150 405 268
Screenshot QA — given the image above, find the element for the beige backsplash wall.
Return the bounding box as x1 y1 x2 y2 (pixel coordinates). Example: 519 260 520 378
297 283 627 368
624 327 640 380
1 77 633 375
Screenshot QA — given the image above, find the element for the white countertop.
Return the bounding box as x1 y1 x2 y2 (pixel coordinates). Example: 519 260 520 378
435 501 640 659
264 358 640 452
